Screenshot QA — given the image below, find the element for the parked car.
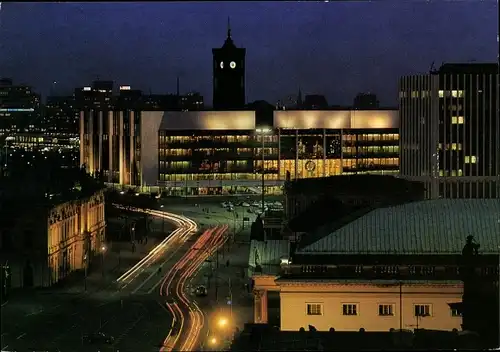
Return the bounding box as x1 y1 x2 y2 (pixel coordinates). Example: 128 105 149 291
83 332 115 344
195 285 208 297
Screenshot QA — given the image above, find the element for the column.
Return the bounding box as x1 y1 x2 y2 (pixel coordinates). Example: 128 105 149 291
129 110 135 185
253 290 262 323
118 111 124 185
323 129 327 177
260 290 268 323
79 111 85 167
98 111 103 171
108 112 113 183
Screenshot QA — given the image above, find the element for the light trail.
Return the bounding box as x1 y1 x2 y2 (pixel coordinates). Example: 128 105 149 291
159 225 229 352
114 204 197 284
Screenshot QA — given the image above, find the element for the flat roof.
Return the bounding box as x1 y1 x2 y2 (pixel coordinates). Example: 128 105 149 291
155 109 399 131
274 109 398 130
298 199 500 255
158 110 256 130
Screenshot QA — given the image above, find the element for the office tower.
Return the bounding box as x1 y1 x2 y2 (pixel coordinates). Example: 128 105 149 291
399 63 499 198
353 93 380 109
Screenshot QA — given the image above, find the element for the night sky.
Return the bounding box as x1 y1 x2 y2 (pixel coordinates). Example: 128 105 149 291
0 2 497 106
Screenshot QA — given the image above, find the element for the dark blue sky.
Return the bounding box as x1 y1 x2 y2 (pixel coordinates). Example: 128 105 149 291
0 2 497 106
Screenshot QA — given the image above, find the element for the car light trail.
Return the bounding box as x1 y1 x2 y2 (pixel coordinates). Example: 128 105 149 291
159 225 229 352
114 204 197 284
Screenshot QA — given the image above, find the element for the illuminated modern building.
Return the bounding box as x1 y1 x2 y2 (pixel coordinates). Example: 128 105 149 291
399 63 500 199
81 108 399 194
0 189 105 288
251 199 499 332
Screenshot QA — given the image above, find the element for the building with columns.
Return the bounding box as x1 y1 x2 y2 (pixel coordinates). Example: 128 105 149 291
251 199 499 332
80 108 400 195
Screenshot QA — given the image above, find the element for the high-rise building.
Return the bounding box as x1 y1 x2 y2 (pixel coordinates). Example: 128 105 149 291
212 19 246 110
399 63 499 199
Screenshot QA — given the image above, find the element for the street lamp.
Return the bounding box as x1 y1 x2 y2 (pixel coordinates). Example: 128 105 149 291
160 204 165 234
100 245 107 277
209 336 218 347
256 127 272 214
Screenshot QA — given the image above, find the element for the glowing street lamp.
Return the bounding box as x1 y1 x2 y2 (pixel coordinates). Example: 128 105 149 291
218 317 228 329
209 336 218 346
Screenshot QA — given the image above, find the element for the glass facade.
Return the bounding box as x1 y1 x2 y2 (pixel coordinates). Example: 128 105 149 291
158 127 399 195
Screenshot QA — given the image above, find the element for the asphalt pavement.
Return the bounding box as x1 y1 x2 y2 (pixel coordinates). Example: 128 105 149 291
1 209 198 352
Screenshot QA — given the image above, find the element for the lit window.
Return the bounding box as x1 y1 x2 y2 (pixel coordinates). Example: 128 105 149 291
378 304 394 316
458 169 463 176
451 90 464 98
438 90 444 98
451 116 464 124
465 156 477 164
411 91 419 98
451 308 461 317
414 304 431 317
306 303 322 316
439 170 444 176
342 304 358 316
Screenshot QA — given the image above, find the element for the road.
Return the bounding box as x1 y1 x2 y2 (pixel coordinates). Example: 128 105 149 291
160 225 229 352
1 209 198 352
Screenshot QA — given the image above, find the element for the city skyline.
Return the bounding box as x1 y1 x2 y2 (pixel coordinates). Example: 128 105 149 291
0 2 497 106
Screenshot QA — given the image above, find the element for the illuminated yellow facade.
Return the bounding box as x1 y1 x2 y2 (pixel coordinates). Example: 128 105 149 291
47 190 105 285
253 275 462 333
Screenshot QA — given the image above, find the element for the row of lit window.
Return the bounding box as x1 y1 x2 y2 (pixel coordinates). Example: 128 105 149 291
399 90 465 99
342 146 399 154
343 158 399 167
344 134 399 142
306 303 457 318
159 135 252 143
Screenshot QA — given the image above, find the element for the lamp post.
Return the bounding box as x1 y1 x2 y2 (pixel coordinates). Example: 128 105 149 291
161 204 165 234
100 245 107 277
256 128 272 214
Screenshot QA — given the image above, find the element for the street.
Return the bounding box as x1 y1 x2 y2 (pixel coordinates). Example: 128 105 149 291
160 225 229 352
1 209 198 352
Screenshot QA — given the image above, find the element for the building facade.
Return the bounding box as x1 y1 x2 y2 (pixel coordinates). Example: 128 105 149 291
156 109 399 195
80 109 400 194
253 275 462 332
399 63 500 199
0 189 105 289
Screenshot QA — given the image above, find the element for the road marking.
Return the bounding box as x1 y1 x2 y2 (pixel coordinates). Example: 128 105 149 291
15 332 26 340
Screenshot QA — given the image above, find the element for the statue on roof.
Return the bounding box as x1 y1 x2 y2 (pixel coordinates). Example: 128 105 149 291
462 235 480 258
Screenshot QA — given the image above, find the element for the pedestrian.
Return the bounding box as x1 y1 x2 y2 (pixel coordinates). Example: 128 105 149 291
226 259 230 267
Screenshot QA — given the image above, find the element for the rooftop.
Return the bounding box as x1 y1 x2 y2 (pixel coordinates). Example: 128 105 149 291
298 199 500 255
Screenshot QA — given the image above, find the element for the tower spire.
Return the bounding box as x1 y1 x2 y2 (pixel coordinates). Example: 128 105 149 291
227 17 231 38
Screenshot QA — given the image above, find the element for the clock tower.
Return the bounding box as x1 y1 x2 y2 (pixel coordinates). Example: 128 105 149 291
212 19 246 110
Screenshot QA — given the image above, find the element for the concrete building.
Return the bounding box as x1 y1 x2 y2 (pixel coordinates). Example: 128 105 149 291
80 108 400 195
251 199 499 333
399 63 499 199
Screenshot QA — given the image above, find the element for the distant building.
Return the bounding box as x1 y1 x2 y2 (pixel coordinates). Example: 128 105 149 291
212 20 246 110
399 63 499 199
353 93 379 109
0 78 41 136
303 95 328 110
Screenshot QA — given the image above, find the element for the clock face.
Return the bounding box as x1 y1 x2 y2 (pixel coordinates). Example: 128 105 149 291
230 61 236 69
220 61 224 69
